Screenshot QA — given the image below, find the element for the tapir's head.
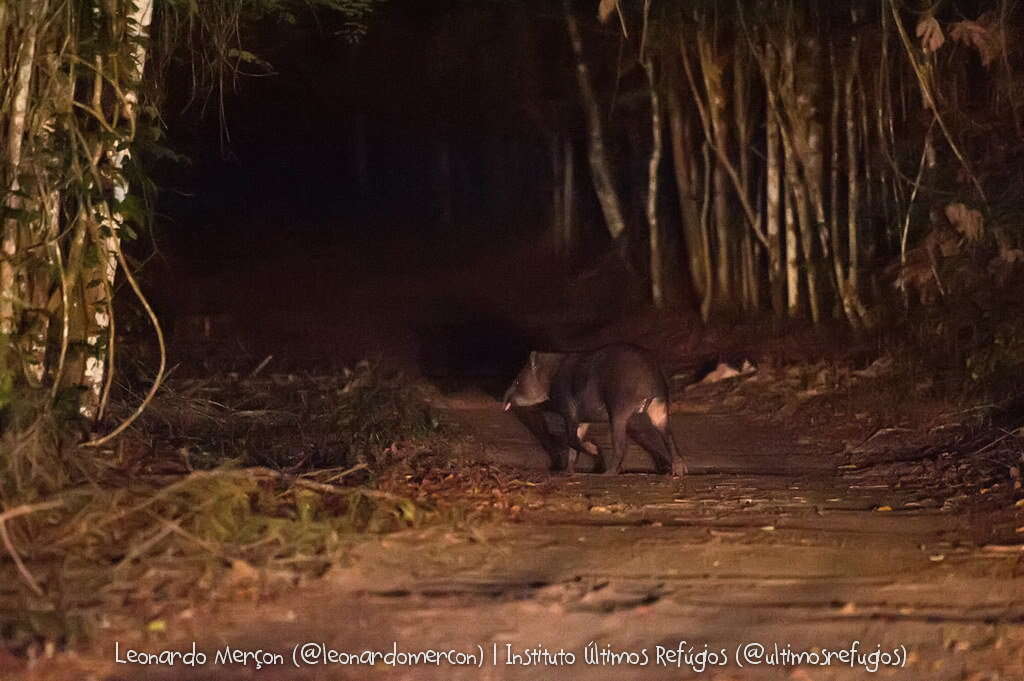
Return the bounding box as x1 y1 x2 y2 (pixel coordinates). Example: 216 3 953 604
502 351 564 411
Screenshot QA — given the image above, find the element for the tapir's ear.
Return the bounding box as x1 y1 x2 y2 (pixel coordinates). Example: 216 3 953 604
529 351 539 370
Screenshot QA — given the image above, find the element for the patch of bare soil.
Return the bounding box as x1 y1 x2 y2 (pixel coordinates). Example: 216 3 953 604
14 359 1024 681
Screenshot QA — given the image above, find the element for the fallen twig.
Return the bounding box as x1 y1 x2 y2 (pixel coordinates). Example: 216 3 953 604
0 500 66 596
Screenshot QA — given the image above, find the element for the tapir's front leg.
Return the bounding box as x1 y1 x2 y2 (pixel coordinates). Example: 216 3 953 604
571 423 603 474
560 401 598 475
561 419 587 475
511 407 570 472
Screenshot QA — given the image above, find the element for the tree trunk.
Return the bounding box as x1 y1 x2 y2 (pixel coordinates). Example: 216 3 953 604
783 132 820 323
24 194 59 388
667 85 706 302
643 57 664 308
766 109 785 317
807 116 849 324
696 36 733 307
830 43 842 295
712 149 732 306
740 234 754 311
845 39 874 329
2 2 41 339
784 165 800 317
699 142 714 321
845 40 861 297
79 0 155 420
784 33 836 324
564 0 626 242
761 43 786 318
685 34 770 313
734 42 757 311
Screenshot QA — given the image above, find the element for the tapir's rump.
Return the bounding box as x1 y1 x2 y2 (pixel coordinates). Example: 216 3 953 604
503 344 687 476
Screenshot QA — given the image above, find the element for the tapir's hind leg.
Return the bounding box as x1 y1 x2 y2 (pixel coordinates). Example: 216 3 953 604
627 414 673 473
664 427 687 476
643 397 688 476
604 412 630 475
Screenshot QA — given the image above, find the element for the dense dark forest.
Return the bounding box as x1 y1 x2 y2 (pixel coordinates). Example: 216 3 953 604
1 2 1023 678
3 0 1023 419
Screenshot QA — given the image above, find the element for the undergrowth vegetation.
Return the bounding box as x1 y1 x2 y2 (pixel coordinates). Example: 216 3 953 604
0 362 540 652
881 206 1024 404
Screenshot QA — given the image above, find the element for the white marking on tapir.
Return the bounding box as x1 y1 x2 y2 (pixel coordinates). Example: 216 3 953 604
646 397 668 429
576 424 600 455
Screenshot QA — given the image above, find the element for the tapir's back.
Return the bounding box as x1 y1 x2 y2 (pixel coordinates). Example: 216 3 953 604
552 344 666 421
593 344 668 406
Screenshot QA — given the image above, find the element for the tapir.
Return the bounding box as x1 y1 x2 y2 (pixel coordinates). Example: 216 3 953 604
503 344 687 476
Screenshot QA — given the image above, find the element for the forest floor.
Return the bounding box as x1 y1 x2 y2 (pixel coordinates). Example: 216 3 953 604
19 358 1024 681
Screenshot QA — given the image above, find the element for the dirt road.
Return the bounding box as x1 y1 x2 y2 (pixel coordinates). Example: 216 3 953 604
25 384 1024 681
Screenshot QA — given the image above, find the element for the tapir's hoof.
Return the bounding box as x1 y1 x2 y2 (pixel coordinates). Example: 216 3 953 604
671 461 688 477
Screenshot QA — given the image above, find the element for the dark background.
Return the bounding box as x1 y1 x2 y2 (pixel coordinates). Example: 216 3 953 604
144 1 656 376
